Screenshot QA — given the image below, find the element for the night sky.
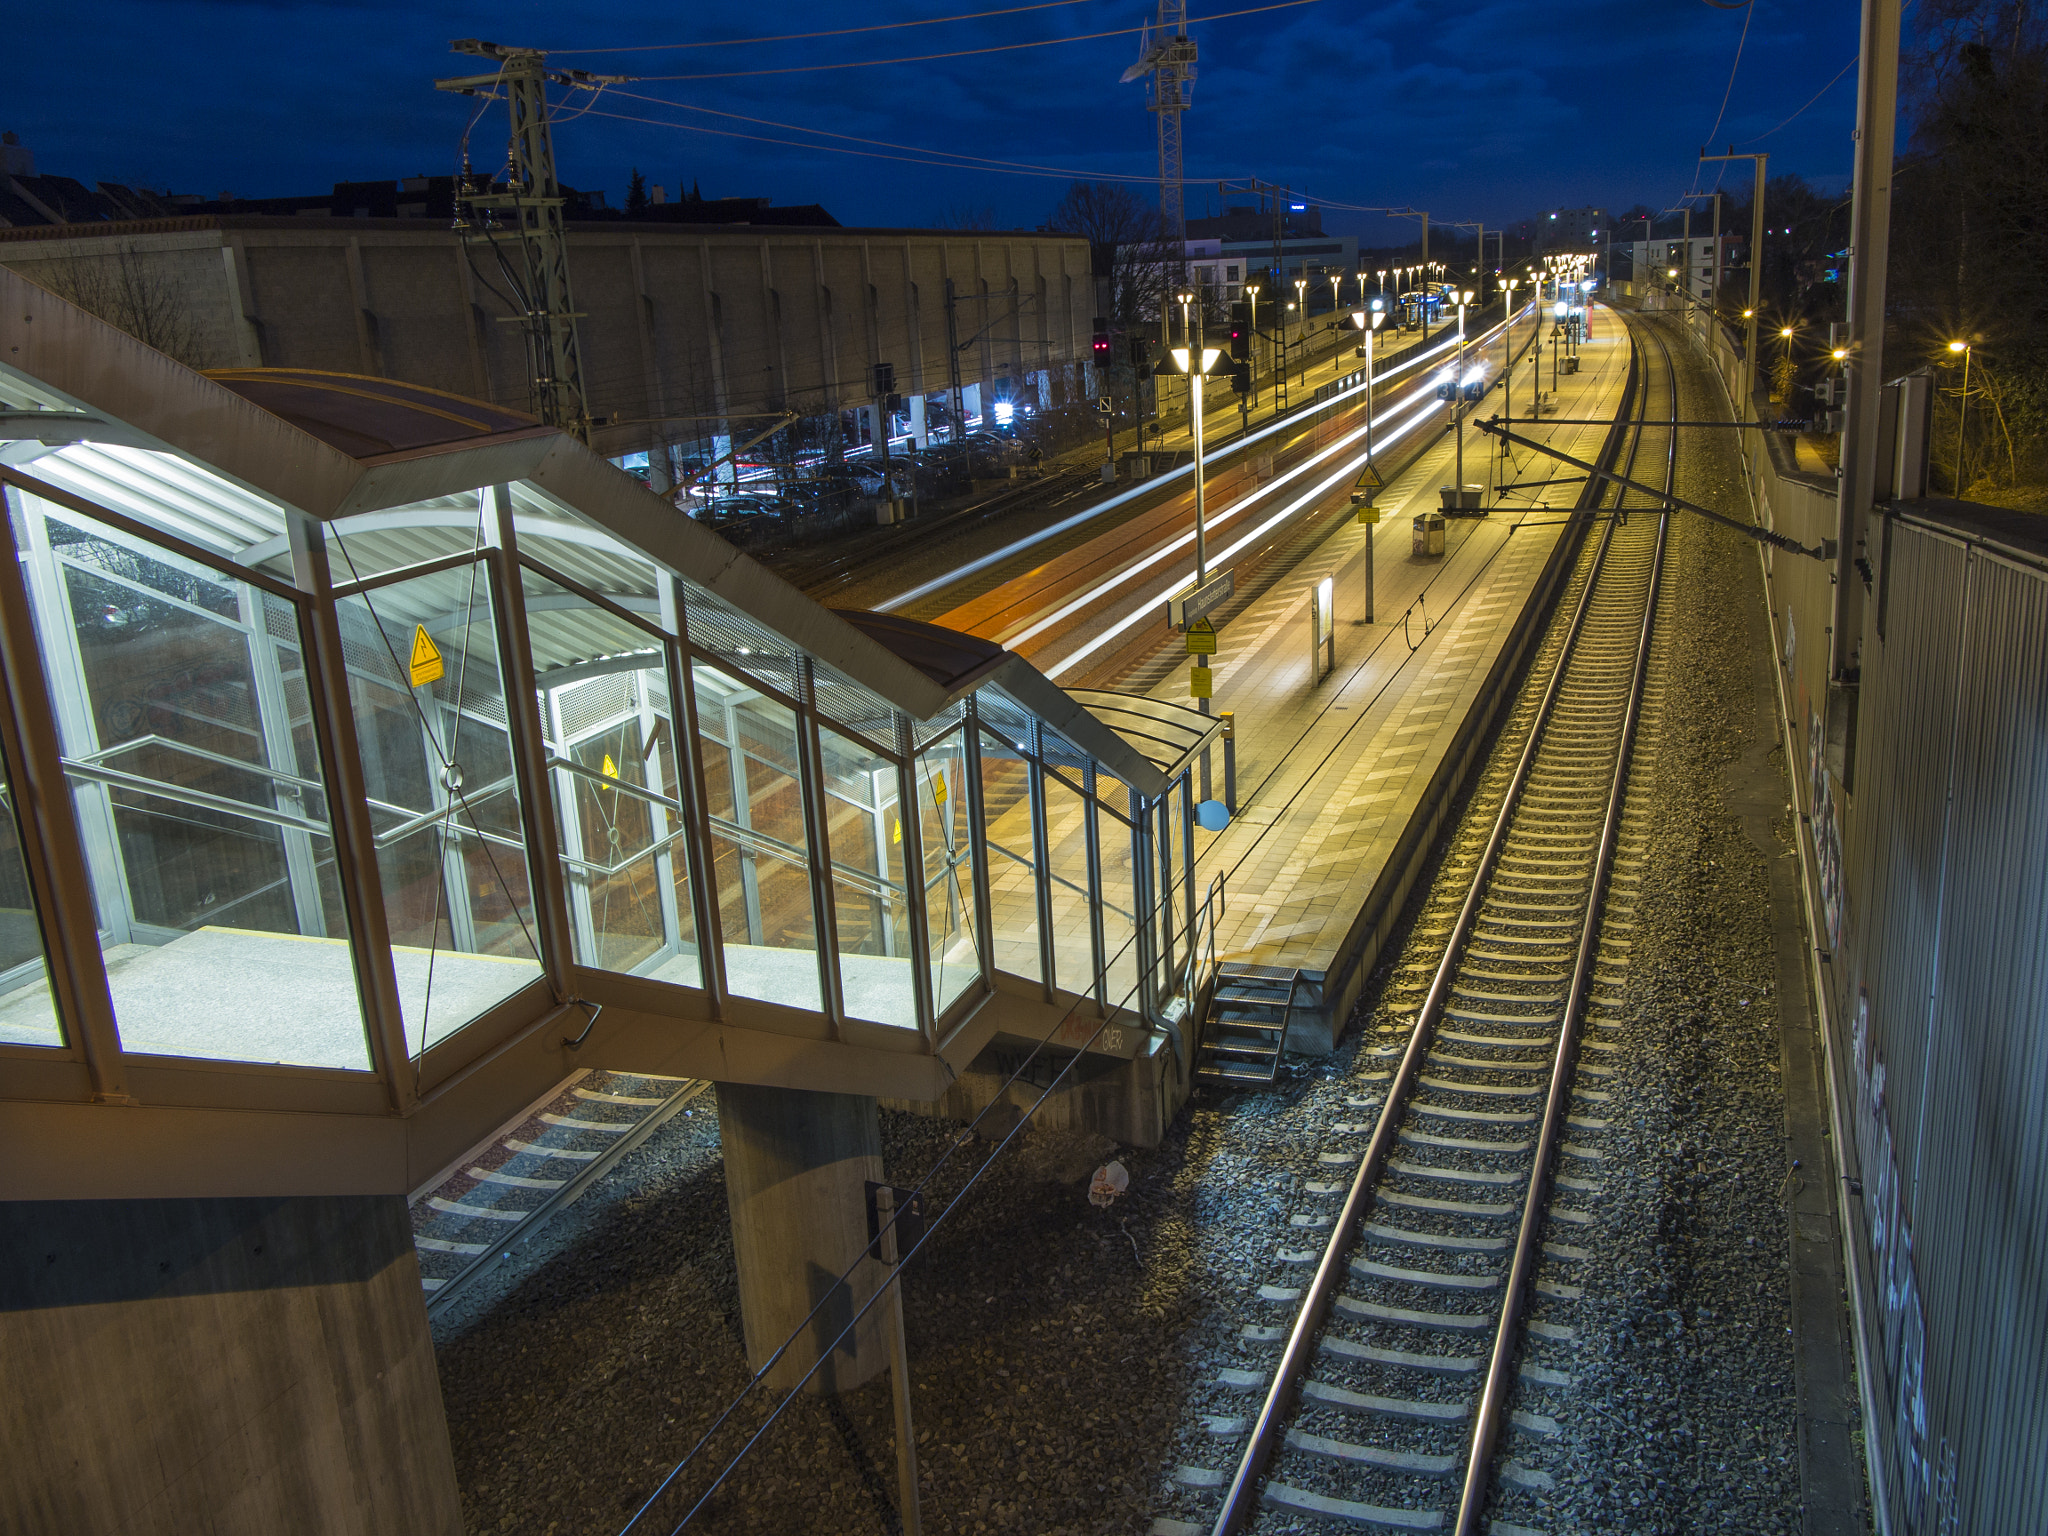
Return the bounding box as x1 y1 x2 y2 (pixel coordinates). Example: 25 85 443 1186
17 0 1865 241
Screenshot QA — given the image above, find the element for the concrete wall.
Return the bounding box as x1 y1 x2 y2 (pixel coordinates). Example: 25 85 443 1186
0 1194 462 1536
0 217 1097 460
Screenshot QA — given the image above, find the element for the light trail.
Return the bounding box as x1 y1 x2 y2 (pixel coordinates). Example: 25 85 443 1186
1037 391 1445 677
873 313 1521 614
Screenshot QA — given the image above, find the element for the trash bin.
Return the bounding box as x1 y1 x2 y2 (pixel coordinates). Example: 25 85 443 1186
1413 511 1446 557
1439 485 1484 514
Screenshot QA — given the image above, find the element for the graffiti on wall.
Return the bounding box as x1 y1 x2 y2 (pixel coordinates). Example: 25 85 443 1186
1808 710 1843 946
1850 990 1961 1533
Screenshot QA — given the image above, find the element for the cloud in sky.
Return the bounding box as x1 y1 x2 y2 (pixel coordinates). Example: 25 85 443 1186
14 0 1863 238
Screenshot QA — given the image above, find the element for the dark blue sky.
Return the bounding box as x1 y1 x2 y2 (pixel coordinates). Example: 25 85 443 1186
16 0 1864 241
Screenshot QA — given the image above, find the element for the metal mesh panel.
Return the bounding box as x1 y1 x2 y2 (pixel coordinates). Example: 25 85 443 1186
554 671 641 743
811 664 899 753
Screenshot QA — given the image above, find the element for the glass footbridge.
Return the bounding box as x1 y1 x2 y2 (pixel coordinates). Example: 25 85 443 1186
0 270 1220 1198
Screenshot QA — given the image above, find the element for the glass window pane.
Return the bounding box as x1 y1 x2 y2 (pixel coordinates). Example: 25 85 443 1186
525 572 700 990
914 729 980 1017
1043 769 1094 1003
338 561 544 1054
977 733 1040 987
693 661 819 1012
10 498 373 1069
1095 776 1141 1014
0 729 60 1047
819 724 914 1030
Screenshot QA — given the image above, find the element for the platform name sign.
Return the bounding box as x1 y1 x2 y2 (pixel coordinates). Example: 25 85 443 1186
1166 568 1235 630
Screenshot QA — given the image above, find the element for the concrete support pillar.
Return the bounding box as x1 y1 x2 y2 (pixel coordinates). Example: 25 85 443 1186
909 394 929 449
0 1195 461 1536
717 1082 888 1394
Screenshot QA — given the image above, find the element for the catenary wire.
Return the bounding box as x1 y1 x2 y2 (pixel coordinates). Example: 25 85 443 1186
548 0 1101 54
628 0 1321 80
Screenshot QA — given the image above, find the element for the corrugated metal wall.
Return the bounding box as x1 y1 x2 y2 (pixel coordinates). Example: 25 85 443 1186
1832 516 2048 1534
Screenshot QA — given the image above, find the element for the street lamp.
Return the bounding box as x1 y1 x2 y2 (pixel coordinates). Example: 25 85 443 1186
1501 278 1521 424
1168 343 1225 585
1245 283 1262 407
1293 276 1309 387
1453 288 1476 502
1349 301 1388 619
1948 338 1973 493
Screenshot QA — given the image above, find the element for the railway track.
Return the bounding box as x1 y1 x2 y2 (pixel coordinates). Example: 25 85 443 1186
1180 314 1678 1535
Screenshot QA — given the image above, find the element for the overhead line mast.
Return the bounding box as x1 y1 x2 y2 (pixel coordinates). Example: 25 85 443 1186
437 40 628 439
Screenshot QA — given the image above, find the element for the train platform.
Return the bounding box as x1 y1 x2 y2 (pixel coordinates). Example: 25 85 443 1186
1171 306 1633 1049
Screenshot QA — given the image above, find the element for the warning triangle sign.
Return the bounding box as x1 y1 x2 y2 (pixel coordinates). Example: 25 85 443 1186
601 753 619 780
408 625 444 687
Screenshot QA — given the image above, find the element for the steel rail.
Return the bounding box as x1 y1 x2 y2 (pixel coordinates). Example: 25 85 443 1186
1207 324 1651 1536
1450 322 1676 1534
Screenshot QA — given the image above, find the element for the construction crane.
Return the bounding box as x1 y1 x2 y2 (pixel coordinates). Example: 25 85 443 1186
436 40 626 439
1121 0 1197 239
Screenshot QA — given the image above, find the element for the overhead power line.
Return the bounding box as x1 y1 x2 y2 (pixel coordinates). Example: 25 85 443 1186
626 0 1321 81
546 0 1101 55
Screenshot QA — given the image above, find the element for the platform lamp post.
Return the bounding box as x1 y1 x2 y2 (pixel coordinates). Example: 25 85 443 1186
1947 338 1973 493
1293 276 1309 389
1245 282 1262 409
1170 335 1225 733
1778 324 1796 404
1500 278 1521 445
1350 301 1386 620
1552 300 1567 390
1452 288 1476 504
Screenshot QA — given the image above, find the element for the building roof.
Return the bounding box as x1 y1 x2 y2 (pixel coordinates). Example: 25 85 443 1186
204 369 539 457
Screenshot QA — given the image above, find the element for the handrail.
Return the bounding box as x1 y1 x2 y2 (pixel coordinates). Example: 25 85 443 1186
987 837 1136 924
78 732 326 794
61 758 332 838
366 775 519 846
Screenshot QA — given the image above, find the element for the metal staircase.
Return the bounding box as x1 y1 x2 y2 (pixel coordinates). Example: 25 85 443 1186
1194 966 1301 1087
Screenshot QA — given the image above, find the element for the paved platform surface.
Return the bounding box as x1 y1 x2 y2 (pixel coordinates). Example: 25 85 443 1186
1166 308 1632 1042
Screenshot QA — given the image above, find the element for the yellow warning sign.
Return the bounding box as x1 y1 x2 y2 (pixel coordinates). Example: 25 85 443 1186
1355 462 1384 489
1356 506 1383 525
408 625 444 687
892 817 902 845
1185 616 1218 656
931 772 948 806
600 753 619 781
1189 664 1213 700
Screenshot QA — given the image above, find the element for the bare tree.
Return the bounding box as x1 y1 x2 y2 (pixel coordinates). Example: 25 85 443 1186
1044 181 1182 328
936 202 1000 231
30 246 206 367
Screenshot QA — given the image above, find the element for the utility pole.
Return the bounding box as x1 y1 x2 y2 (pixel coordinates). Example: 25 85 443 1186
1700 149 1768 425
437 41 625 439
1831 0 1904 702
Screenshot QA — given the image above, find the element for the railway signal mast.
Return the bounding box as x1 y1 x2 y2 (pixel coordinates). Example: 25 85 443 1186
1121 0 1197 240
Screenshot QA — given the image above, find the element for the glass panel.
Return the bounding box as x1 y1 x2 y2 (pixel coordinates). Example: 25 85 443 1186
1042 769 1094 1003
1095 776 1141 1013
914 728 980 1017
0 729 60 1047
977 731 1040 987
338 560 543 1054
10 499 372 1069
511 483 660 602
693 661 819 1011
328 494 488 583
819 725 915 1030
524 572 700 990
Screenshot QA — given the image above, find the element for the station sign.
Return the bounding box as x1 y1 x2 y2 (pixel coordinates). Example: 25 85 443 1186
1166 568 1235 629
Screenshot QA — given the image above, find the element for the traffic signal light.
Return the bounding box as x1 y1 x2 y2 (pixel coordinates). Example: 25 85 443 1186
1092 317 1111 364
1230 301 1251 361
1230 362 1251 395
872 361 895 396
1129 336 1152 380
